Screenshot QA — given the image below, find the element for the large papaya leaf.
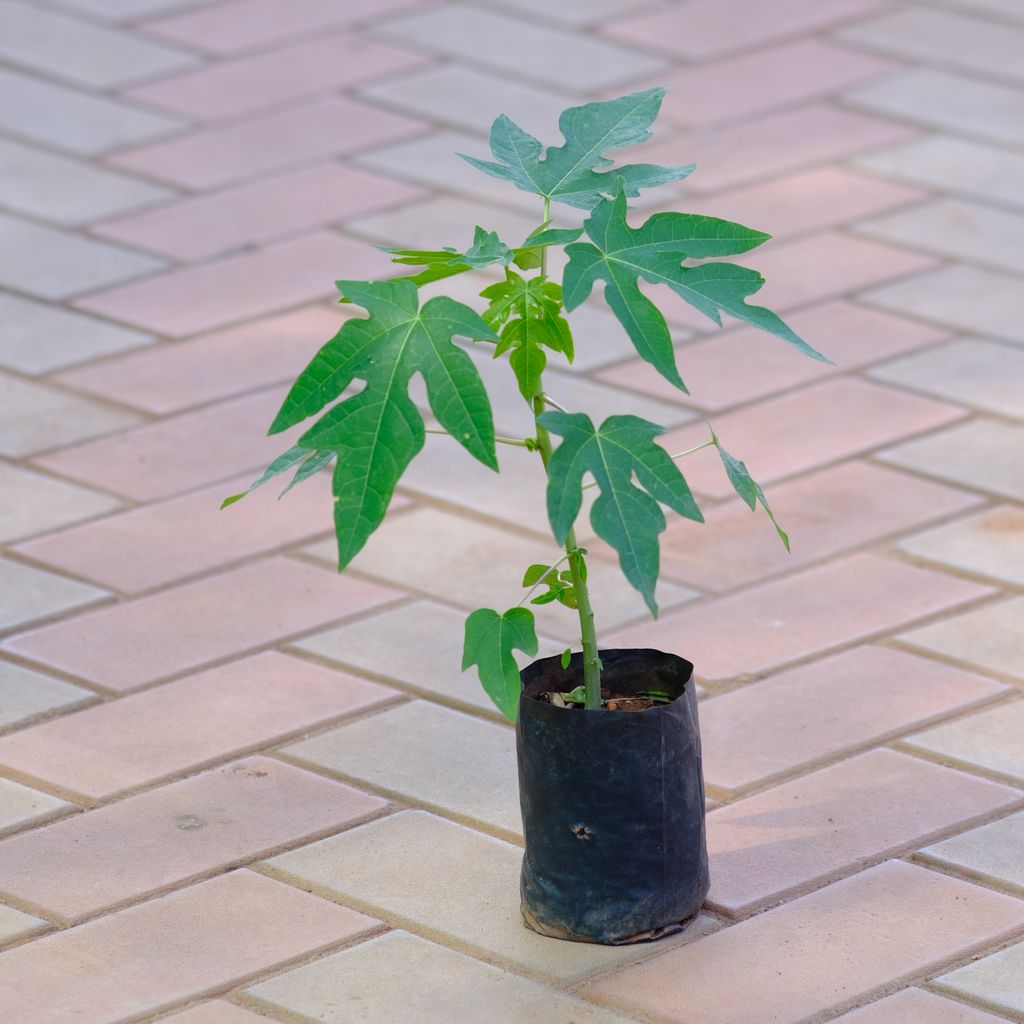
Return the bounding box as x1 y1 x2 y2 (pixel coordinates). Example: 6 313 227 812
539 411 704 616
268 279 499 568
462 607 538 721
460 88 694 210
563 186 830 391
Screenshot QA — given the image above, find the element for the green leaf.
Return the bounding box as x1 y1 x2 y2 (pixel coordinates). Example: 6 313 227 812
459 88 694 210
267 279 499 568
714 434 790 552
539 411 704 616
563 186 830 391
560 648 572 670
220 444 309 508
481 273 573 399
379 226 514 290
462 607 538 721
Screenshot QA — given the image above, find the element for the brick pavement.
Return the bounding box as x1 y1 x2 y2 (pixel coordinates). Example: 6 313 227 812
0 1 1022 1021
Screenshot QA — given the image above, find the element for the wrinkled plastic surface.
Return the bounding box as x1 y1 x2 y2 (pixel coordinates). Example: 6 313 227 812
516 648 709 945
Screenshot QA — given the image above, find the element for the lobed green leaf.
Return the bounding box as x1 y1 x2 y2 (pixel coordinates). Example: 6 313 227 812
462 607 538 720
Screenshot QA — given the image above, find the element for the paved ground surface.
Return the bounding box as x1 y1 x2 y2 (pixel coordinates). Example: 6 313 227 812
0 0 1023 1021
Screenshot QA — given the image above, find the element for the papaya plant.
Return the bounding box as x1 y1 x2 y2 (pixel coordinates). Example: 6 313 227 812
225 88 827 720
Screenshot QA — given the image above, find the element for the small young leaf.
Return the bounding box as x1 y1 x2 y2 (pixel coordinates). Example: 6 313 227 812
714 434 790 551
459 88 694 210
539 411 704 616
380 226 514 290
220 444 309 508
561 685 588 704
522 563 553 587
560 648 572 670
530 586 563 606
462 607 538 721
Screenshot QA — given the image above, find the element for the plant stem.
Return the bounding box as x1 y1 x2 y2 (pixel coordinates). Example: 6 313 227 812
530 195 601 708
540 393 570 413
577 437 715 491
424 427 531 448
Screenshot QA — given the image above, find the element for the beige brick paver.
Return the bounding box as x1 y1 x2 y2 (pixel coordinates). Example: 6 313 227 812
2 1 1023 1018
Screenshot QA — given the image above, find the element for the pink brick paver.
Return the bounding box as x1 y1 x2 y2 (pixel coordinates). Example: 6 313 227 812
2 558 400 691
0 756 386 921
2 2 1023 1019
0 870 377 1024
0 651 398 801
585 861 1024 1024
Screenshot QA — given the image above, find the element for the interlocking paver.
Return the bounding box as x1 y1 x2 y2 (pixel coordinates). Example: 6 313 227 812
898 505 1024 588
0 870 377 1024
283 700 520 838
32 389 300 501
0 776 73 836
920 809 1024 896
0 905 47 947
0 660 94 732
707 749 1019 916
0 211 163 301
612 554 994 682
858 136 1024 210
849 68 1024 146
658 378 966 499
0 558 108 632
263 811 696 980
146 0 425 54
128 32 428 121
354 128 540 212
606 0 884 58
642 103 914 194
600 299 947 410
292 600 559 716
0 462 120 544
0 1 195 88
870 338 1024 419
700 646 1009 793
585 861 1024 1024
902 700 1024 785
666 168 923 241
246 929 640 1022
0 294 152 374
161 1004 271 1024
4 0 1024 1013
659 461 980 591
879 419 1024 501
315 506 697 633
831 989 1009 1022
109 97 424 190
899 598 1024 684
866 264 1024 344
934 942 1024 1019
0 651 397 800
361 63 574 134
0 66 182 155
2 557 399 691
15 470 332 594
380 6 667 92
0 756 385 921
54 305 342 414
75 232 372 337
0 372 140 458
0 137 172 227
838 6 1024 84
860 198 1024 275
656 39 893 126
93 164 424 262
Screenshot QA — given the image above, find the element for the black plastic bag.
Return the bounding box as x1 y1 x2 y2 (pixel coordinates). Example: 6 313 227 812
516 647 709 944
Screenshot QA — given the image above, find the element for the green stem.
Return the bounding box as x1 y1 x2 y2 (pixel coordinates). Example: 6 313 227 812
530 196 601 708
424 427 532 448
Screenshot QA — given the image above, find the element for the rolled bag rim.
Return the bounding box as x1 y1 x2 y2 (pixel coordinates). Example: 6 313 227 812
515 647 710 945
